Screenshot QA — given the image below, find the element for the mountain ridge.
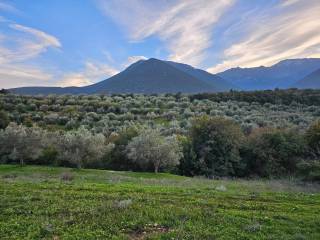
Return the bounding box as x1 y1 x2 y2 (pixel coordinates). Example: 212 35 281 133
217 58 320 90
11 58 234 95
9 58 320 95
293 68 320 89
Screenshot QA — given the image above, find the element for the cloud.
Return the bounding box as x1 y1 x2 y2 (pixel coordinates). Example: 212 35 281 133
58 55 149 87
124 55 147 67
97 0 235 66
0 64 53 88
208 0 320 73
0 1 18 13
58 61 119 87
0 24 61 63
0 20 61 88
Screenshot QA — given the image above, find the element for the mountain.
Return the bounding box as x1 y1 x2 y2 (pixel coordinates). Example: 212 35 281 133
11 58 233 95
293 68 320 89
165 60 236 91
217 58 320 90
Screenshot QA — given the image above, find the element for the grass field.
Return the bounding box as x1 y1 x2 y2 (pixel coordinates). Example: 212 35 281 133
0 165 320 240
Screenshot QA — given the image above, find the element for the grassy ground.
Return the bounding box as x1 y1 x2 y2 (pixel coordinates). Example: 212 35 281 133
0 165 320 240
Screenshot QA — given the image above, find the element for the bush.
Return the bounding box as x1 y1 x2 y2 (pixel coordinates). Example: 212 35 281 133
305 120 320 156
0 111 9 129
190 116 244 177
297 160 320 181
243 128 305 177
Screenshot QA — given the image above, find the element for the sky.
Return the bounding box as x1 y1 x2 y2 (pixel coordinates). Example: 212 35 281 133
0 0 319 88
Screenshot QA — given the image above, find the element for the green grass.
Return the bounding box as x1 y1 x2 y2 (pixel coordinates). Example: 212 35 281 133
0 165 320 240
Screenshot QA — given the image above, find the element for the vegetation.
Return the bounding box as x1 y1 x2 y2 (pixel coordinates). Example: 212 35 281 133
0 165 319 240
126 128 182 173
0 90 319 180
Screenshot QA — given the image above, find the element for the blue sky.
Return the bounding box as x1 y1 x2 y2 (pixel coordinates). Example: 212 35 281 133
0 0 319 88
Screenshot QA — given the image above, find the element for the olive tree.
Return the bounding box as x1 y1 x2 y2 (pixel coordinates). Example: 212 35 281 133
126 128 182 173
0 123 44 165
57 126 107 168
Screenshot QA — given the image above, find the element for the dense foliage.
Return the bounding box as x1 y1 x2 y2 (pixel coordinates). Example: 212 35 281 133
0 89 319 180
191 88 320 106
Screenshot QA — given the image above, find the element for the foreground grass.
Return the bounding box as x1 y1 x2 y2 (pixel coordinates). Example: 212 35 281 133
0 165 320 240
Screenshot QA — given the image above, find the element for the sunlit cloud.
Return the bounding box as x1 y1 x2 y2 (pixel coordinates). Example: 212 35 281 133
97 0 235 67
0 24 61 63
0 64 53 88
208 0 320 73
0 2 61 88
0 23 59 86
124 55 147 67
59 55 149 87
58 61 119 87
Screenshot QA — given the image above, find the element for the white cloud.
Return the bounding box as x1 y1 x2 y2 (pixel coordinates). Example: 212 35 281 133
0 19 61 88
0 24 61 63
0 64 53 88
58 61 119 87
208 0 320 73
124 55 147 67
97 0 235 66
0 1 18 13
58 55 150 87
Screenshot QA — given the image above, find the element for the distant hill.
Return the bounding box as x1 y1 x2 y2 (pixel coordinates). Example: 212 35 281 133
10 86 80 95
293 68 320 89
11 58 233 95
217 58 320 90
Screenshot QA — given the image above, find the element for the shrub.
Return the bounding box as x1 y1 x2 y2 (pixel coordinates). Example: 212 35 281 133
243 128 305 177
190 116 244 177
305 120 320 156
0 111 9 129
297 160 320 181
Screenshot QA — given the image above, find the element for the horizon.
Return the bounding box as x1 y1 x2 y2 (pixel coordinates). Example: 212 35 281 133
0 0 320 89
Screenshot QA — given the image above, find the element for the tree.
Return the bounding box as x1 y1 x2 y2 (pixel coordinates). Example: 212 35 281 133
126 128 182 173
0 111 9 129
57 127 106 168
0 123 43 165
105 127 139 171
305 120 320 156
177 135 198 176
243 128 305 177
190 116 244 177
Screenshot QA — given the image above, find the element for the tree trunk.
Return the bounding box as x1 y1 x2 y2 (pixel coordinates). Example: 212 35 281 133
20 158 24 166
154 165 159 173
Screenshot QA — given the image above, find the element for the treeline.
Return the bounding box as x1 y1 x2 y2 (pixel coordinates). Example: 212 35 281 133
0 116 319 181
191 89 320 106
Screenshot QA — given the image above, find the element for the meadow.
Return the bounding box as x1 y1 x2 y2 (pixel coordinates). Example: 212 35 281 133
1 165 319 240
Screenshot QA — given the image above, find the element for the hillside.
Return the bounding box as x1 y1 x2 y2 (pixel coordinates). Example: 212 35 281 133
1 165 319 239
293 68 320 89
217 58 320 90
